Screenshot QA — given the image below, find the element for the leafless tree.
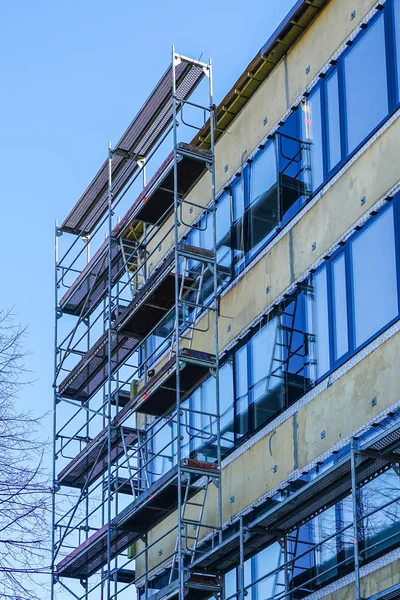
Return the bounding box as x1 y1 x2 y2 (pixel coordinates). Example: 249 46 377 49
0 309 51 600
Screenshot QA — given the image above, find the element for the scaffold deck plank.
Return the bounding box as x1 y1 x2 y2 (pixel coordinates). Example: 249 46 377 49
115 244 213 339
57 426 139 489
114 142 212 234
58 331 138 402
59 239 129 317
115 348 216 420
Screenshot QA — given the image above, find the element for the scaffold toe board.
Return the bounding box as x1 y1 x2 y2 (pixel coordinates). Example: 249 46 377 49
56 522 128 579
61 63 206 236
59 239 132 318
58 331 138 402
110 388 131 408
57 461 216 579
57 426 139 489
111 476 139 495
113 142 213 235
106 568 136 584
115 348 216 420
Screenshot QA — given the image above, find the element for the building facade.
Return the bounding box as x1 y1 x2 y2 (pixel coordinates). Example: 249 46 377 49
52 2 400 600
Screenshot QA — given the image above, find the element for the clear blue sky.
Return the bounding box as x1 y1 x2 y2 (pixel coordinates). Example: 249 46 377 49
0 0 296 429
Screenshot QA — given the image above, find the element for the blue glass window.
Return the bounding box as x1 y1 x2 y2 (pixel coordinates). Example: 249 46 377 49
232 176 246 273
232 174 245 221
250 318 284 429
216 192 232 270
332 254 349 360
235 344 249 438
277 111 309 224
344 14 389 153
351 205 398 347
326 70 341 171
224 569 237 600
300 87 324 191
310 267 330 379
220 361 234 451
248 143 279 258
394 0 400 101
254 545 283 600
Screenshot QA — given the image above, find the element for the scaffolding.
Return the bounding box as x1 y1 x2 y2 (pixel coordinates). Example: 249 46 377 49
52 44 400 600
52 48 221 600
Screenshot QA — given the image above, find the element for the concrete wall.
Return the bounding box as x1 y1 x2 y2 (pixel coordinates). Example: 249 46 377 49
319 558 400 600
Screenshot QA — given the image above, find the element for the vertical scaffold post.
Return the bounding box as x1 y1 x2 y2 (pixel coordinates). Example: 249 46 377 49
209 56 222 548
239 518 245 600
106 141 113 600
51 222 59 600
351 438 361 600
171 44 184 600
283 534 290 600
85 235 90 600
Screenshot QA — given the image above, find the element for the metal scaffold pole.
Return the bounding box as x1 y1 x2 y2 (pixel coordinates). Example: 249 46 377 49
51 222 59 600
106 141 113 600
239 518 245 600
209 56 223 547
351 438 361 600
171 44 184 600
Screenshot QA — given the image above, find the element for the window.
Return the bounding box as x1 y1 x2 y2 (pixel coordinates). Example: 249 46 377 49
234 344 249 439
248 143 279 258
225 569 237 600
332 254 349 360
344 14 389 153
232 175 246 273
300 87 324 191
220 361 235 452
351 206 398 347
283 292 312 403
277 111 309 224
250 318 284 430
361 469 400 559
326 70 341 171
309 267 330 379
149 418 173 483
394 0 400 101
216 192 232 272
254 545 283 600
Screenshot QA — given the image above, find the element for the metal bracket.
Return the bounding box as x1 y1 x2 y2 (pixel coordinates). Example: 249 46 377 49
173 55 182 68
212 478 220 489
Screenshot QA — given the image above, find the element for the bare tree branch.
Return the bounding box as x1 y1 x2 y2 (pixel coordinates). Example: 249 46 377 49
0 309 51 600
